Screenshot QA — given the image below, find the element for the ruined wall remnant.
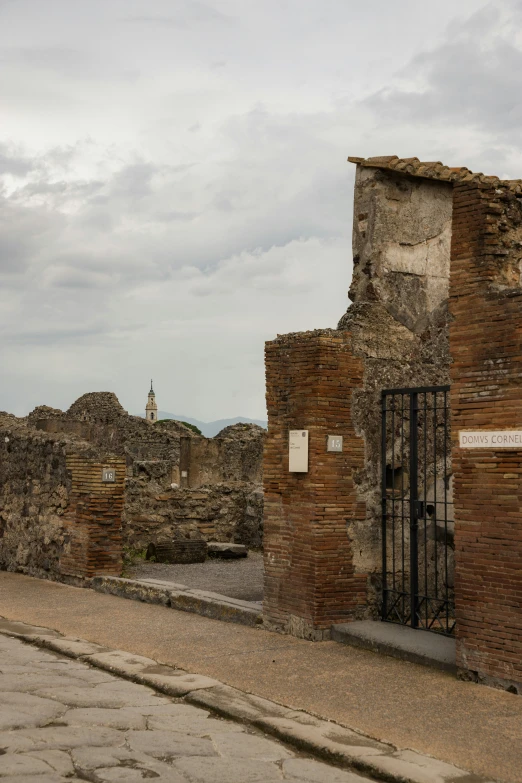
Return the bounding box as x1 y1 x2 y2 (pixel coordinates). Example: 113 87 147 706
180 423 265 487
339 164 453 613
23 393 266 553
124 480 264 551
29 392 194 471
124 422 266 549
264 159 454 632
0 413 124 582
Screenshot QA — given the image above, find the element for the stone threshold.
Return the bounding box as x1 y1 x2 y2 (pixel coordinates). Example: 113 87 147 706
91 575 263 628
331 620 457 673
0 616 493 783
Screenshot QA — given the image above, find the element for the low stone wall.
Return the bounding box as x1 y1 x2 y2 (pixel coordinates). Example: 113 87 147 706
123 477 263 551
0 413 124 582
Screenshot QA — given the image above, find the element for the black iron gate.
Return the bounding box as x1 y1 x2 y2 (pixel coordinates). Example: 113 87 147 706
381 386 455 635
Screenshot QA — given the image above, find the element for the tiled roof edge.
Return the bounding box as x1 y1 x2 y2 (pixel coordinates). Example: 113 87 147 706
347 155 522 192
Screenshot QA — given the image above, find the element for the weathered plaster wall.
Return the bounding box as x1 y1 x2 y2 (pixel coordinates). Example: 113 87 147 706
339 167 453 612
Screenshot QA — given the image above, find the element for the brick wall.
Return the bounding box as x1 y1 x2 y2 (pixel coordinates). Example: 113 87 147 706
450 180 522 689
263 331 367 638
60 455 125 580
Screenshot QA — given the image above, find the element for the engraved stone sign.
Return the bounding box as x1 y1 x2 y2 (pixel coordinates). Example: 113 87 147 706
459 430 522 448
102 467 116 482
327 435 343 453
289 430 308 472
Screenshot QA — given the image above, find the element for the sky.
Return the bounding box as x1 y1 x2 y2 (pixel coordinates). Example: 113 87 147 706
2 0 522 421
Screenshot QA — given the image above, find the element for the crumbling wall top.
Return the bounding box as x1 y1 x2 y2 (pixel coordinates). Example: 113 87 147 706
67 392 127 423
215 423 266 441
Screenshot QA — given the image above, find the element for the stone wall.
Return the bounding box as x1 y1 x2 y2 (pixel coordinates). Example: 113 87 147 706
263 163 454 632
26 393 266 551
180 424 265 487
0 413 124 582
340 166 453 612
450 178 522 691
123 479 263 551
124 423 265 550
29 393 194 470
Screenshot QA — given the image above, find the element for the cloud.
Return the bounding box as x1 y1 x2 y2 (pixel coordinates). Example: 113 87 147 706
363 2 522 154
124 1 232 28
0 143 34 177
2 0 521 420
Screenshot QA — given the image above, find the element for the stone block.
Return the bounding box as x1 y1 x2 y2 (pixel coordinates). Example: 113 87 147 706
207 542 248 559
146 540 208 564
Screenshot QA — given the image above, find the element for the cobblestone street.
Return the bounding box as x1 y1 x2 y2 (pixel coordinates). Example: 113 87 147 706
0 633 364 783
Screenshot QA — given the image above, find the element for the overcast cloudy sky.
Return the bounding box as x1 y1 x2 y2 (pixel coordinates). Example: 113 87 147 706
2 0 522 421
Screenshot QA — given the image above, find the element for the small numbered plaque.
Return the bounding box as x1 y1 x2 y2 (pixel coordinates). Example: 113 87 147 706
102 468 116 483
327 435 343 453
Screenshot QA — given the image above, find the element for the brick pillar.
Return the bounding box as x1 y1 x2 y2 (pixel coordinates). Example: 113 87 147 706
60 454 125 580
450 181 522 690
263 331 367 639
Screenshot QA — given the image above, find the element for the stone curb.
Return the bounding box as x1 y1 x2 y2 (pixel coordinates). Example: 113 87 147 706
91 575 263 627
0 617 494 783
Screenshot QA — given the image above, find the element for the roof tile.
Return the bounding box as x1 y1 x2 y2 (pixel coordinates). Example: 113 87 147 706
347 155 510 188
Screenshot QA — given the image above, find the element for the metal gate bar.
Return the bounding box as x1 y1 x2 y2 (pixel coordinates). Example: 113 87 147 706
381 385 455 636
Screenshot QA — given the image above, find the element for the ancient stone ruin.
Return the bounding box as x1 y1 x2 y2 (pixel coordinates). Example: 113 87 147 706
0 392 265 580
264 155 522 691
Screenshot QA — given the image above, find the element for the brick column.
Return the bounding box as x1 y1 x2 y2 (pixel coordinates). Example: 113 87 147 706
60 455 125 580
450 181 522 690
263 331 367 639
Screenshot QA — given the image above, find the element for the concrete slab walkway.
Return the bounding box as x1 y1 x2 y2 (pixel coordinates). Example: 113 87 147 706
331 621 457 672
1 571 521 783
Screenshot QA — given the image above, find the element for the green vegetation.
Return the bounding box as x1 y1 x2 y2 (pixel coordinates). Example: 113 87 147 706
121 546 152 578
181 421 202 435
155 419 202 435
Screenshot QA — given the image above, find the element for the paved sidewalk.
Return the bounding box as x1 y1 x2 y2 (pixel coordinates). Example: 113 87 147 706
1 571 521 782
0 632 366 782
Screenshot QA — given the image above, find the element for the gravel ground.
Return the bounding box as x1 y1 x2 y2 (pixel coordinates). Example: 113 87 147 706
128 551 264 603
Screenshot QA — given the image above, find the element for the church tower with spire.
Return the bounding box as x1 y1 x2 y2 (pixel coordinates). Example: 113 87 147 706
145 380 158 422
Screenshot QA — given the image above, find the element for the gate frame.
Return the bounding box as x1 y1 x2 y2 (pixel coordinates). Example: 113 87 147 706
381 384 454 636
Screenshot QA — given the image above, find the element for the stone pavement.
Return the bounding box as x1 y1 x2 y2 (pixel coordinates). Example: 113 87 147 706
1 572 520 782
0 632 372 783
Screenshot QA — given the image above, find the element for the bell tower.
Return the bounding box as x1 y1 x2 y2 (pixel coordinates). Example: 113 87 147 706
145 380 158 422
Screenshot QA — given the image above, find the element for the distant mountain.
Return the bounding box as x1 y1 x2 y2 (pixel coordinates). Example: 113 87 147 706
152 412 268 438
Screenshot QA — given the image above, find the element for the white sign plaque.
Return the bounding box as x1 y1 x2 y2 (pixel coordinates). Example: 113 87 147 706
459 430 522 449
327 435 343 453
102 468 116 483
289 430 309 472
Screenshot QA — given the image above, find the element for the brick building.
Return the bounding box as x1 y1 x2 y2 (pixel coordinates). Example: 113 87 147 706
263 155 522 691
